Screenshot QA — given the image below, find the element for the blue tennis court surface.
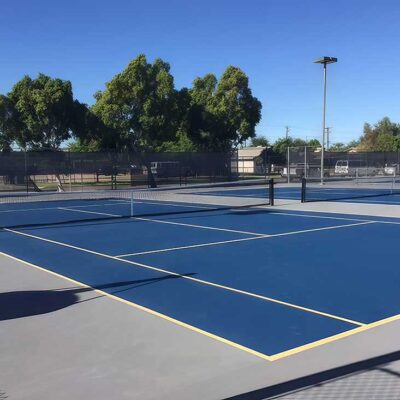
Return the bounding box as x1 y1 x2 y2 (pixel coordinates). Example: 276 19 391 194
1 195 400 359
194 184 400 205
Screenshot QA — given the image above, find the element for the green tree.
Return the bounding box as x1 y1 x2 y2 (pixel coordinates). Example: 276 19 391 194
359 117 400 151
185 74 218 150
329 142 347 151
272 137 292 154
272 137 307 154
0 95 20 151
67 138 101 152
292 138 307 147
157 88 196 152
69 100 114 150
8 74 77 149
213 66 262 149
250 136 269 147
307 138 321 147
187 67 262 151
347 139 360 149
92 55 181 151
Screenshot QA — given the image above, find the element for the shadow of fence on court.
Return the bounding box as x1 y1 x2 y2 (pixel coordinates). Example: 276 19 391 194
224 350 400 400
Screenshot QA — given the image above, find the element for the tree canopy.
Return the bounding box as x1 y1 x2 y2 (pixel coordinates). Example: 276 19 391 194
0 95 20 151
8 74 76 149
92 55 182 151
358 117 400 151
250 136 269 147
272 137 309 154
2 58 400 155
307 138 321 148
0 74 94 151
0 56 262 152
174 67 262 151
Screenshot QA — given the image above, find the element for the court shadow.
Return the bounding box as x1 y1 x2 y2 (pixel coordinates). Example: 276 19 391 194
228 209 273 216
224 350 400 399
0 273 195 322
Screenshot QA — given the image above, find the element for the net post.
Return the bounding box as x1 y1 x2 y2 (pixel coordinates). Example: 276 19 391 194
269 178 274 206
24 150 28 194
301 177 306 203
391 172 395 194
130 190 134 217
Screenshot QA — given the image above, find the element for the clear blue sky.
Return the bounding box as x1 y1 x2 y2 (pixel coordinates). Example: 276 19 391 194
1 0 399 144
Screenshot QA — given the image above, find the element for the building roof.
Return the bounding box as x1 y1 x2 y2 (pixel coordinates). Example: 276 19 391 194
238 146 266 158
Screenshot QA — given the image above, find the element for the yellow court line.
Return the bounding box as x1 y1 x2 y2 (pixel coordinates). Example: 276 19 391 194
269 313 400 361
3 228 364 326
0 251 272 362
1 251 400 363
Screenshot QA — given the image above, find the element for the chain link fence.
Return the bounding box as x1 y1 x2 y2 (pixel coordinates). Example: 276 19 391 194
2 147 398 192
285 147 400 182
0 150 238 192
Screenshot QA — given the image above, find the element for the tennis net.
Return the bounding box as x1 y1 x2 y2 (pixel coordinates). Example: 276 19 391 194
301 176 400 203
0 178 274 229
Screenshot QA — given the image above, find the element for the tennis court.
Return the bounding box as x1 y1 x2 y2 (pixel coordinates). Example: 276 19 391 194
193 181 400 206
1 181 400 399
1 185 400 357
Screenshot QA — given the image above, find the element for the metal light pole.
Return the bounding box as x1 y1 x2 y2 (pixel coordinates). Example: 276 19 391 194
314 57 337 184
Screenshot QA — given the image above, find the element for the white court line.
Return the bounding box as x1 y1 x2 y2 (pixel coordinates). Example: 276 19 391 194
2 227 364 326
0 198 213 214
270 212 369 222
116 221 376 257
59 206 381 238
121 199 214 210
60 207 265 236
271 211 400 225
53 206 377 255
133 217 265 236
115 236 271 257
58 207 121 218
341 198 400 205
0 201 128 214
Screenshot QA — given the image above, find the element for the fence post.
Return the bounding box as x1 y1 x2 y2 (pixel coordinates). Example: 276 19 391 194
287 147 290 184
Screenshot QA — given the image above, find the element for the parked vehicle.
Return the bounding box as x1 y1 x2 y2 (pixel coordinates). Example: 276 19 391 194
282 163 322 179
150 161 181 178
334 160 377 177
384 163 398 176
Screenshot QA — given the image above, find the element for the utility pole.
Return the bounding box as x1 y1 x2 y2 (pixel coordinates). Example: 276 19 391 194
285 126 290 140
325 127 332 150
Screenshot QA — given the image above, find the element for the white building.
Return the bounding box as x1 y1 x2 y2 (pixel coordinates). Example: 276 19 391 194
237 146 267 174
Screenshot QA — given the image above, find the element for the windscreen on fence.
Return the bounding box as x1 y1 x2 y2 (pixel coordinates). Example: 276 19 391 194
286 147 400 181
0 151 240 193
